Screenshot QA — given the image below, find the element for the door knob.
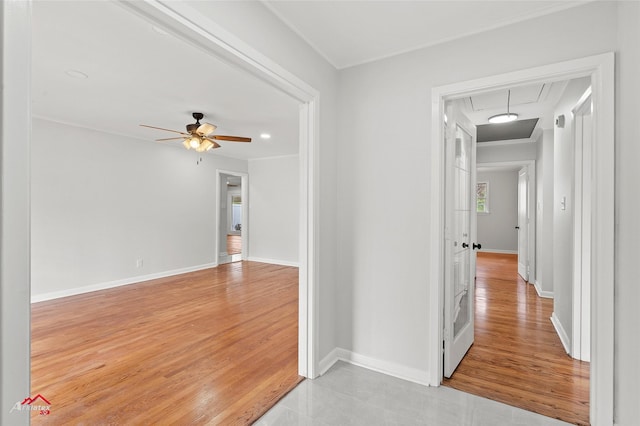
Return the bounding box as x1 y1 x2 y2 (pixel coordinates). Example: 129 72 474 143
515 226 520 229
462 242 469 248
473 243 482 250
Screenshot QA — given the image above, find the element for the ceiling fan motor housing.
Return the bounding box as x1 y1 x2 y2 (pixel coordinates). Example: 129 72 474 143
187 112 204 133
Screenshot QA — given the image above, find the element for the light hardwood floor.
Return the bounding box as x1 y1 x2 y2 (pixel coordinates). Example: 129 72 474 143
227 234 242 255
31 261 301 425
443 252 589 425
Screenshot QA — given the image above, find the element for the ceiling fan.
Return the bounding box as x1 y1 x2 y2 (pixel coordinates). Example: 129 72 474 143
140 112 251 153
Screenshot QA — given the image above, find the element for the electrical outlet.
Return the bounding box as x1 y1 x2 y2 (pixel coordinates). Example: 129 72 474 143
136 258 143 268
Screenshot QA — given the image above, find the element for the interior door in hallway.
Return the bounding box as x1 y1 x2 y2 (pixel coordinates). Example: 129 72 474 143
443 104 478 378
517 167 529 281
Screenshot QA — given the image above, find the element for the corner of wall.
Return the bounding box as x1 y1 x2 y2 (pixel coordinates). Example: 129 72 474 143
533 280 554 299
318 347 430 386
550 312 570 355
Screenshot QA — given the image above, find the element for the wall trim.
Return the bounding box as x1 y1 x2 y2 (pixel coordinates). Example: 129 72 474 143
247 257 299 268
479 249 517 254
550 312 570 354
318 347 431 386
533 280 554 299
31 262 217 303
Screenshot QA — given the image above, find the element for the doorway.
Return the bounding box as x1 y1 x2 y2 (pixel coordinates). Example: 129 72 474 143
217 171 248 264
1 1 321 415
429 53 615 425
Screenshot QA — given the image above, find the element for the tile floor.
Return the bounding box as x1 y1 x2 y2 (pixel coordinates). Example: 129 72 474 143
255 361 571 425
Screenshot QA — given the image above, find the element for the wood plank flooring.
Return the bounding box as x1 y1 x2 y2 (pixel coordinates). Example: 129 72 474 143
227 235 242 255
31 261 301 425
443 252 590 425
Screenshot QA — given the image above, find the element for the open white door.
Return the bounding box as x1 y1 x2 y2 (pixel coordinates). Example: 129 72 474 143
517 167 529 281
572 89 592 362
443 103 478 378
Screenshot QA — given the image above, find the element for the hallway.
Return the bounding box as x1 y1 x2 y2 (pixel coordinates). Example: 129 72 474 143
443 252 589 425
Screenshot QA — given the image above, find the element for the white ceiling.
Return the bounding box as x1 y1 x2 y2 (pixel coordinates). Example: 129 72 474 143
263 0 589 69
460 80 569 131
32 1 589 154
32 1 300 160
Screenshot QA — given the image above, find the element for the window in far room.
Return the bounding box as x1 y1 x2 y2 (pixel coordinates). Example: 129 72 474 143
477 182 489 213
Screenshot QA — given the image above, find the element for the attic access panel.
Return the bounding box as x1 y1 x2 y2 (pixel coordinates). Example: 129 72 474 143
477 118 539 143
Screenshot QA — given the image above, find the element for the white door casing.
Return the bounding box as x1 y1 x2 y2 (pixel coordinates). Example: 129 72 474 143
443 103 477 378
517 167 529 281
86 1 322 379
429 53 614 426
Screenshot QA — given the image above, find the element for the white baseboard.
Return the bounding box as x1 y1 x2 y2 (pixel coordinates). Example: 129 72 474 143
319 347 344 375
318 347 430 386
533 280 554 298
31 262 218 303
550 312 570 355
247 257 299 267
478 249 517 254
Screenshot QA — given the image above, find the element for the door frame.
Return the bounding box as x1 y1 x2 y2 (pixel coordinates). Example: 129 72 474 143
1 2 321 418
116 0 321 380
216 170 249 262
429 53 614 425
477 160 535 279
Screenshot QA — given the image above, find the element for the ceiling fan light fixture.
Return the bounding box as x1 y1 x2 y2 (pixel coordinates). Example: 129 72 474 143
488 113 518 124
141 113 250 153
488 89 518 124
201 140 214 151
197 122 217 136
189 137 201 149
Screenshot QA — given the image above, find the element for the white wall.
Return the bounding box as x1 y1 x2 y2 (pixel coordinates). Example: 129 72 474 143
3 1 640 423
551 77 591 346
336 0 628 397
1 1 31 421
476 170 518 252
248 155 299 265
476 141 537 163
536 129 555 295
614 3 640 423
31 118 247 300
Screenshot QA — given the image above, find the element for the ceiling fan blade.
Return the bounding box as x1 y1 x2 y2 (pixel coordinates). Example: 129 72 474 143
212 135 252 142
155 137 185 142
196 122 217 136
204 138 222 149
140 124 190 136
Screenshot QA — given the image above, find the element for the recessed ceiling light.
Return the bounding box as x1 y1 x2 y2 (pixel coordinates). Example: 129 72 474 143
488 113 518 124
65 70 88 79
260 133 271 139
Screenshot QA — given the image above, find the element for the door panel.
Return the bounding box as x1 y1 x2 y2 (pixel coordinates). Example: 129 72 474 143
444 104 477 378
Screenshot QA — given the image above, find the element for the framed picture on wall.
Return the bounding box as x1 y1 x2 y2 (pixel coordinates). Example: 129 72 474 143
477 182 489 213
